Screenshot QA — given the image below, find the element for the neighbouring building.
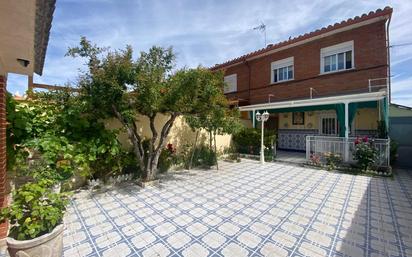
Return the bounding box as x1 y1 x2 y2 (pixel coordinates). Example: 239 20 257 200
0 0 55 244
212 7 392 157
389 103 412 168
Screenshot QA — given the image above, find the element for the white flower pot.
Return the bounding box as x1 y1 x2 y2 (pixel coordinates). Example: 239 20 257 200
6 224 64 257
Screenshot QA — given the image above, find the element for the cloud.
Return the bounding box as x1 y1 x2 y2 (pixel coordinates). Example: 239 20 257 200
6 0 412 108
391 75 412 106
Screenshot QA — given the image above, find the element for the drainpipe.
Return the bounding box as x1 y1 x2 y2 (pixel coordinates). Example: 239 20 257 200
386 14 392 102
386 14 391 138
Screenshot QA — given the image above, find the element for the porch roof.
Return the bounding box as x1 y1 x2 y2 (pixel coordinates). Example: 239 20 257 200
238 91 386 112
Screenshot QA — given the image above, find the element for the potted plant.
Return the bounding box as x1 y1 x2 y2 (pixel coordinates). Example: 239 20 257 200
0 179 69 257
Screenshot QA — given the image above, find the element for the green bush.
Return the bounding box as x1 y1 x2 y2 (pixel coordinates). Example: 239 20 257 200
189 145 216 168
19 157 62 183
0 180 70 240
158 144 178 173
323 152 342 170
7 91 126 182
232 127 276 154
223 146 241 162
353 137 378 171
390 140 398 165
264 148 274 161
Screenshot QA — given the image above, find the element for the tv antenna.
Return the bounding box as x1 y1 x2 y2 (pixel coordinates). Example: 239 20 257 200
253 22 267 47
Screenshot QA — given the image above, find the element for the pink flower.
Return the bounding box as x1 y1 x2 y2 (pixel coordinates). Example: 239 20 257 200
354 137 360 145
363 136 368 143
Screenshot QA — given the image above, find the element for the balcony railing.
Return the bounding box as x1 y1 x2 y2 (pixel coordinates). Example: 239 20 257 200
306 136 390 167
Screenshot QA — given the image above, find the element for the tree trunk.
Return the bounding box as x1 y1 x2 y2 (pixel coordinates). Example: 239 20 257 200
144 113 178 181
214 130 218 170
209 131 213 150
148 114 158 173
189 130 199 170
112 105 145 173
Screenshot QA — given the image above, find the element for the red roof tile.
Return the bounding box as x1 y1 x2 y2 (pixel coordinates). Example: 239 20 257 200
211 6 393 70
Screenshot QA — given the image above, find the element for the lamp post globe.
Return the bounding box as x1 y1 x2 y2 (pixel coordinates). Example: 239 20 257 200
262 111 270 121
256 111 262 121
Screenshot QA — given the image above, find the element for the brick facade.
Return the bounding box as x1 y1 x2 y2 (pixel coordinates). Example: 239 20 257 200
218 20 389 106
0 75 8 239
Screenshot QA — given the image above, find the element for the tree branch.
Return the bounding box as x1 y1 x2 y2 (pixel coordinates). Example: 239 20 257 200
155 113 178 153
112 105 145 169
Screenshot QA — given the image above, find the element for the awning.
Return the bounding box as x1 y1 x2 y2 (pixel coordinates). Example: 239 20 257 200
241 91 388 137
239 91 386 112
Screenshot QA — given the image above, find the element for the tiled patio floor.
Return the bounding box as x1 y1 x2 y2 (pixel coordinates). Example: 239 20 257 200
58 160 412 256
275 150 307 164
62 160 412 257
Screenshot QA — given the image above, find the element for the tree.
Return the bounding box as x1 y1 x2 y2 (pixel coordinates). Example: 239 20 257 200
68 37 228 181
185 93 242 170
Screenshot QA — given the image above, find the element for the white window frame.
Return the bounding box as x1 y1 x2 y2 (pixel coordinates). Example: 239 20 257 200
320 40 354 74
223 74 237 93
318 112 338 136
271 57 294 84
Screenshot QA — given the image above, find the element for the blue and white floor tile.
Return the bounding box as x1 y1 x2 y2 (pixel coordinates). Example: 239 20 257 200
43 160 412 256
1 160 412 257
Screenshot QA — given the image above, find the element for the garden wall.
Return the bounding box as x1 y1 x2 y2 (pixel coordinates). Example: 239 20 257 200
105 114 232 153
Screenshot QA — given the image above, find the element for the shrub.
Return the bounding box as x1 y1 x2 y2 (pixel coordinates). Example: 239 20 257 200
353 136 378 171
0 180 70 240
232 128 276 154
158 143 178 173
323 152 342 170
390 140 398 165
7 91 126 183
19 157 62 183
264 147 274 162
223 146 241 162
309 153 321 166
189 145 216 168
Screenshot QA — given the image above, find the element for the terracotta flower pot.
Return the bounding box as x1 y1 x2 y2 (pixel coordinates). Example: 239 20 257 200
6 224 64 257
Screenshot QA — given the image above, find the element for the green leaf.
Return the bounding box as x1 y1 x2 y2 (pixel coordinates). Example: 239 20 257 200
25 195 34 202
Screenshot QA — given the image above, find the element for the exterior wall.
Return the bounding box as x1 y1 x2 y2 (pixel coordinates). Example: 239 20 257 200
278 112 318 130
106 114 232 153
354 108 379 130
222 21 388 105
276 108 378 150
0 75 8 240
275 108 378 132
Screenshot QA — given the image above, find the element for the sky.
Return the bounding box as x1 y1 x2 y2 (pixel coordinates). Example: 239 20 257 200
7 0 412 107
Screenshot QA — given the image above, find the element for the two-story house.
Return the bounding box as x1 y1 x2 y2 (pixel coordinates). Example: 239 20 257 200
212 7 392 154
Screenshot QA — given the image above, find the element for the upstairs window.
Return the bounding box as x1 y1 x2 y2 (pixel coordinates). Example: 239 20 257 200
271 57 294 83
321 41 354 74
224 74 237 93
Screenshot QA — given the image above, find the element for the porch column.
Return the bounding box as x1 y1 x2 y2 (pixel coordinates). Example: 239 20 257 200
344 102 349 138
252 110 256 128
344 102 349 162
